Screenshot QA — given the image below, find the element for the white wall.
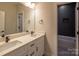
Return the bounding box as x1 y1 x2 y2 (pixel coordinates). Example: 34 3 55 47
35 3 57 55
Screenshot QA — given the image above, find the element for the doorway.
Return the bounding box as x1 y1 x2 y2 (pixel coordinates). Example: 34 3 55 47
17 12 24 32
57 2 76 56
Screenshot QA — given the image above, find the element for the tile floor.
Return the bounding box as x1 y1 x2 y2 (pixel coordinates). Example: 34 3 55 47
58 35 76 56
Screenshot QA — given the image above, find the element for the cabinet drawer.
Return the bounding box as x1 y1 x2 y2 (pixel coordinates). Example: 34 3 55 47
26 41 36 56
26 40 37 50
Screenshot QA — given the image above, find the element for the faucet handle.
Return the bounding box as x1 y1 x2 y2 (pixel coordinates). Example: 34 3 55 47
1 34 5 37
26 30 29 32
1 30 4 33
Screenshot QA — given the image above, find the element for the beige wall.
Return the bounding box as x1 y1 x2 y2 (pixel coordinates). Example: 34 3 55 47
0 11 5 36
35 3 57 55
0 3 17 35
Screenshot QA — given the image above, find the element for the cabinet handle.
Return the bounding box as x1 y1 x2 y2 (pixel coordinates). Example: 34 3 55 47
30 43 34 47
30 51 34 56
36 47 38 52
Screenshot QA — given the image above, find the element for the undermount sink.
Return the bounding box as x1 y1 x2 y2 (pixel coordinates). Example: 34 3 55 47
0 40 22 52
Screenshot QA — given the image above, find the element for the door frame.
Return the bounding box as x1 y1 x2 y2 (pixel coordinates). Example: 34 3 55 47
75 2 78 56
17 11 24 32
57 2 77 56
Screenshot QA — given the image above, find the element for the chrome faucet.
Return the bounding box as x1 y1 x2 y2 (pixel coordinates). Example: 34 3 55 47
0 30 10 43
1 30 5 37
31 31 35 36
1 35 10 43
5 36 10 43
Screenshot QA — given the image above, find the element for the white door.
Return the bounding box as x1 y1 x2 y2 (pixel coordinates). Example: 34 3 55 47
0 11 5 36
17 12 24 32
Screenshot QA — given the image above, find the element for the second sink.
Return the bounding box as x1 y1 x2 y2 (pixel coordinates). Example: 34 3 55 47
0 40 22 52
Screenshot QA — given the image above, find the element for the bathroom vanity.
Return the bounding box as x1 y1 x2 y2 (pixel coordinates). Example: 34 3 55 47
0 3 45 56
0 32 45 56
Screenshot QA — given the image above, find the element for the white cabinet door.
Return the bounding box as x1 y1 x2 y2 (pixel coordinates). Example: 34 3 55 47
26 40 37 56
26 36 44 56
35 36 44 56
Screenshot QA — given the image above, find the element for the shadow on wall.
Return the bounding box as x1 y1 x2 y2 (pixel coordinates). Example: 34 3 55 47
44 33 52 56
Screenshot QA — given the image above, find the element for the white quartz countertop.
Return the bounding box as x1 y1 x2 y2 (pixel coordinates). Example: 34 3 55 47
0 32 45 56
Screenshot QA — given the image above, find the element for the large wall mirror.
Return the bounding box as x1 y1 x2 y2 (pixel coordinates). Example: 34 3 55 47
0 2 35 36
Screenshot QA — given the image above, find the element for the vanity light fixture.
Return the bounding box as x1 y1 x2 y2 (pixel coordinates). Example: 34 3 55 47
21 2 35 9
